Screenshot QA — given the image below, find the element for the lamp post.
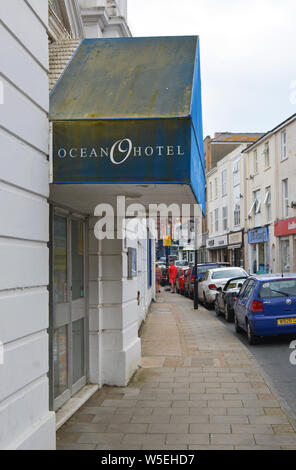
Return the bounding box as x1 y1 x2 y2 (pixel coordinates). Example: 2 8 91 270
193 218 199 310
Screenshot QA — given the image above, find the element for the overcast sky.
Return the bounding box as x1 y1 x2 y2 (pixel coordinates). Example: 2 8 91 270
127 0 296 137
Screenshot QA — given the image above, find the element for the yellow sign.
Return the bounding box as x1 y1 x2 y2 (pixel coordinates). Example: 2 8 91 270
163 236 171 247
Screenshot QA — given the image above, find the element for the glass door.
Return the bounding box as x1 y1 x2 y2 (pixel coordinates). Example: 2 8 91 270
71 218 87 395
50 210 87 411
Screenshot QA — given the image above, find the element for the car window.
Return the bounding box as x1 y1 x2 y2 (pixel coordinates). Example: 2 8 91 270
224 278 247 291
241 280 255 299
212 269 246 280
259 279 296 298
200 272 207 281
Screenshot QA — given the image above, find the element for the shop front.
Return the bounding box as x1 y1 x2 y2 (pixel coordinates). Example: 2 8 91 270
247 226 270 274
49 36 205 411
206 235 229 263
274 217 296 273
228 231 244 267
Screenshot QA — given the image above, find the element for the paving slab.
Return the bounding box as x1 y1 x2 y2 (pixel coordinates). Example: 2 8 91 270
56 291 296 450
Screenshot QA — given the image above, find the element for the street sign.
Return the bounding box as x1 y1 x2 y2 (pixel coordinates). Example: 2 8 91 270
163 236 171 247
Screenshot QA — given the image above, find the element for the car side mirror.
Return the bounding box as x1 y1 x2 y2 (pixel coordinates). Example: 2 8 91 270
238 283 243 288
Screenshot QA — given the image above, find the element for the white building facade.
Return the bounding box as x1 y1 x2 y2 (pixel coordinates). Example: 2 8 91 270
243 113 296 274
0 0 156 450
0 0 55 450
206 144 247 267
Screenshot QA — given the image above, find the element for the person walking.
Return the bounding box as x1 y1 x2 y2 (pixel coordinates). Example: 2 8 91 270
168 260 178 293
155 263 162 293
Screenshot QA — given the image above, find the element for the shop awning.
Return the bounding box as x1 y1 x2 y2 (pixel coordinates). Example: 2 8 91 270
49 36 205 214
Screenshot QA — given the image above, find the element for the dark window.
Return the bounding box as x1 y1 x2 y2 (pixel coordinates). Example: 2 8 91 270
212 269 245 280
259 279 296 298
241 280 255 299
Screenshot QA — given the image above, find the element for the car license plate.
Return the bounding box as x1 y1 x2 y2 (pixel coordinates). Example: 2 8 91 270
277 318 296 325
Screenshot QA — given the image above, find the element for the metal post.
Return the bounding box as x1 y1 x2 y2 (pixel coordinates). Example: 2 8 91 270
194 248 198 309
193 218 199 309
165 245 169 286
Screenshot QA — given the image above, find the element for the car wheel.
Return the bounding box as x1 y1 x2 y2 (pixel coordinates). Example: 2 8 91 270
203 293 209 309
214 298 221 317
234 314 243 333
247 321 260 345
225 303 234 323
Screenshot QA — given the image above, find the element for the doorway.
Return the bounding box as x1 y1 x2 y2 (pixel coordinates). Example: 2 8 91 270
49 208 88 411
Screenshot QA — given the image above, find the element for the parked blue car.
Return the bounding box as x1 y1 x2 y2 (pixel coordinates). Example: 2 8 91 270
234 274 296 345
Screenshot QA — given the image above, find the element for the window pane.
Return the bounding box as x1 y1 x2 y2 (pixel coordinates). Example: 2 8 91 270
71 220 84 300
280 240 290 273
53 326 68 398
72 319 84 384
212 269 246 279
53 215 67 304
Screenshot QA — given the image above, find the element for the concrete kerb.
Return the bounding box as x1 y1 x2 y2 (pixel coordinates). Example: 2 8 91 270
237 337 296 433
188 300 296 434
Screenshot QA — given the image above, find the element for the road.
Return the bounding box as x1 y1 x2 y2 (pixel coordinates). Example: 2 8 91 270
207 306 296 419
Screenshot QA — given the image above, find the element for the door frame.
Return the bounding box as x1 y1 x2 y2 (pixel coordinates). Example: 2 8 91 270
48 203 89 412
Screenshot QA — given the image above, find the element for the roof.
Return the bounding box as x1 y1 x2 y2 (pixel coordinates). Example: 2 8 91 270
49 36 199 120
208 267 246 273
242 113 296 153
250 274 296 281
212 133 263 143
49 39 81 92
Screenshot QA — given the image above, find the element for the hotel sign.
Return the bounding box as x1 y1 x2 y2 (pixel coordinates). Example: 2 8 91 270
53 119 190 184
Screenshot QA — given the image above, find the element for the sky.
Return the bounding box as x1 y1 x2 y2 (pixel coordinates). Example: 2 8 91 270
127 0 296 137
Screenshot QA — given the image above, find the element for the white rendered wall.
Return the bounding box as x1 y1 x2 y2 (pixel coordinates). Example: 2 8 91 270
0 0 55 450
88 217 154 387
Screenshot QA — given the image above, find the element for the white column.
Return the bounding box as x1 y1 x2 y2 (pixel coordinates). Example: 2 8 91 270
88 217 141 387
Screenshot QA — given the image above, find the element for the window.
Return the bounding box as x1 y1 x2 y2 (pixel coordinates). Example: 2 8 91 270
264 142 270 168
234 203 240 226
282 179 289 218
222 206 228 231
254 189 261 226
210 212 213 234
281 130 287 160
254 190 261 214
212 268 246 280
214 208 218 232
248 189 261 226
259 279 296 299
280 240 290 273
233 185 241 227
264 187 271 222
233 161 240 186
214 178 218 199
253 150 258 174
241 280 255 299
222 170 227 196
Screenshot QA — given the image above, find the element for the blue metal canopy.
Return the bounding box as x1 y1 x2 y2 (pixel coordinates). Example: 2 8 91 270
50 36 205 213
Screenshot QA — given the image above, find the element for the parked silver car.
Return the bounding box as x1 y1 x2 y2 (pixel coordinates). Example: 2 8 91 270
198 267 248 308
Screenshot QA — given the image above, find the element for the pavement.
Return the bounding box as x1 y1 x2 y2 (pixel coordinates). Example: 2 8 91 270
56 291 296 450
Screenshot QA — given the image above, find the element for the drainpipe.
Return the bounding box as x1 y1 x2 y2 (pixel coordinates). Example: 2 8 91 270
49 121 53 184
